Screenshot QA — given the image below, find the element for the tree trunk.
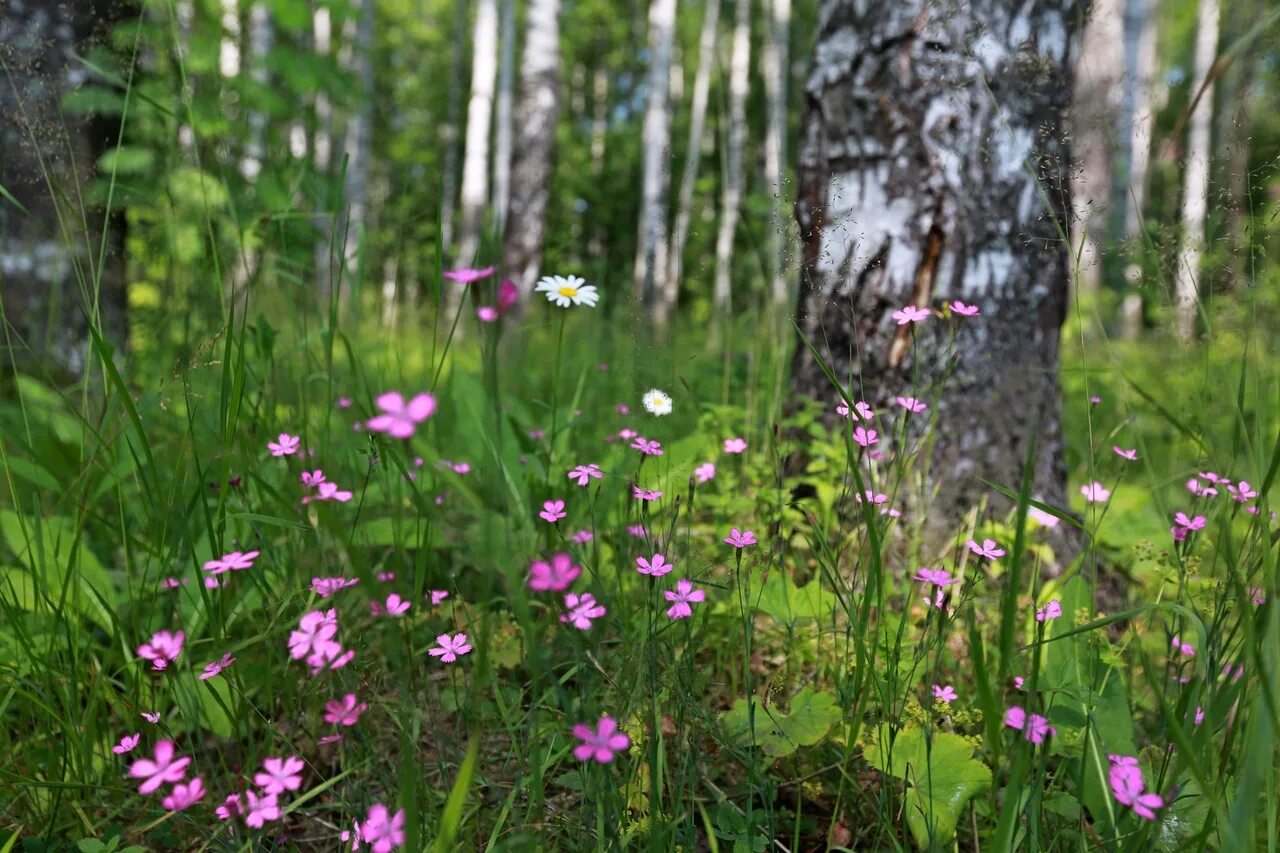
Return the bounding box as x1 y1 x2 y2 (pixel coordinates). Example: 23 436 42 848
503 0 561 299
219 0 240 77
240 3 271 181
456 0 499 268
633 0 677 313
1069 0 1123 297
437 0 468 263
313 5 336 294
339 0 375 291
491 0 516 237
666 0 720 316
1119 0 1157 339
712 0 750 317
791 0 1080 545
1 0 131 377
1174 0 1218 343
762 0 792 307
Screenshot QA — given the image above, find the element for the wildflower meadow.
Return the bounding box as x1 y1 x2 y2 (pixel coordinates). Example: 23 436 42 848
4 0 1280 851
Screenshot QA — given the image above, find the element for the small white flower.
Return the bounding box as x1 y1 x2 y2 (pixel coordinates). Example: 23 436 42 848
642 389 673 416
535 275 599 308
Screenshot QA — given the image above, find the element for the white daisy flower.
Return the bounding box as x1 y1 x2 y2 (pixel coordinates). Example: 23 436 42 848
642 389 673 416
535 275 600 308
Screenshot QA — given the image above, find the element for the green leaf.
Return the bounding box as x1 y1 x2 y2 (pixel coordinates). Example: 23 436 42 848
0 512 115 629
752 572 838 624
432 738 478 851
721 688 841 757
97 146 155 175
865 725 992 848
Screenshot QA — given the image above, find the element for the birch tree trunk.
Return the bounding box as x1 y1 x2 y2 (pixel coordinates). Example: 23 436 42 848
712 0 750 316
633 0 677 313
313 6 335 293
792 0 1080 544
666 0 720 313
1173 0 1218 343
438 0 468 260
456 0 499 268
1069 0 1123 296
1120 0 1157 338
503 0 562 299
761 0 791 307
1 0 131 376
240 3 271 182
340 0 375 288
491 0 516 236
219 0 241 78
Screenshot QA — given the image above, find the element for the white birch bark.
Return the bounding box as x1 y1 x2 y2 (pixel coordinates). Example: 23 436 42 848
793 0 1081 546
219 0 240 78
1120 0 1157 338
456 0 499 267
665 0 720 316
492 0 516 236
712 0 750 314
340 0 375 281
1174 0 1218 342
240 3 271 181
503 0 562 297
633 0 677 311
762 0 792 306
1069 0 1123 295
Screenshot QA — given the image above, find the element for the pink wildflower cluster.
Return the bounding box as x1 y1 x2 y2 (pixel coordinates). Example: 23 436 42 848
124 740 204 812
288 609 355 675
1004 706 1055 744
1108 755 1163 820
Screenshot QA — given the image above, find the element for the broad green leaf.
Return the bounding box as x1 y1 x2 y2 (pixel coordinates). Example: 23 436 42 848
865 725 992 848
721 688 841 757
98 146 155 175
753 572 838 624
0 511 115 629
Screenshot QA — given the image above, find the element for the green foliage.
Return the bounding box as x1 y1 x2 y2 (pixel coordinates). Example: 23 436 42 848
720 687 841 758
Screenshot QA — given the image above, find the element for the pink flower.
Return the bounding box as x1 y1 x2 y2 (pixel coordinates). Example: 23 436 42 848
632 485 663 502
1112 446 1139 461
137 630 185 671
140 711 160 724
966 538 1006 559
442 266 496 284
359 803 406 853
377 571 397 582
199 653 236 681
254 756 304 795
1109 758 1163 820
895 396 927 413
836 399 874 420
428 633 472 663
1194 706 1205 726
1036 600 1063 622
337 396 353 409
694 462 716 483
627 524 649 538
1170 635 1195 656
243 791 281 828
528 554 581 592
318 734 344 746
161 577 187 589
854 490 888 505
852 426 878 447
204 550 260 575
561 592 607 630
366 391 437 439
914 567 958 587
892 305 930 325
724 528 757 548
289 609 339 661
162 777 205 812
949 300 980 316
723 437 747 454
382 594 410 616
113 733 140 755
635 553 673 577
1229 481 1259 502
307 641 355 675
1080 481 1111 502
476 306 499 323
1187 478 1219 498
539 499 567 523
497 279 519 313
1173 512 1206 531
1028 506 1060 528
631 437 663 456
302 481 354 504
428 589 450 606
572 716 631 763
1004 706 1055 744
268 433 300 456
664 579 705 619
570 529 594 544
568 464 604 486
301 469 327 487
932 684 957 703
128 740 191 794
216 793 242 821
311 576 359 597
325 694 369 726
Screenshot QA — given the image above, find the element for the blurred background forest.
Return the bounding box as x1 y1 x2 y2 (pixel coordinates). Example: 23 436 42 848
4 0 1279 367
